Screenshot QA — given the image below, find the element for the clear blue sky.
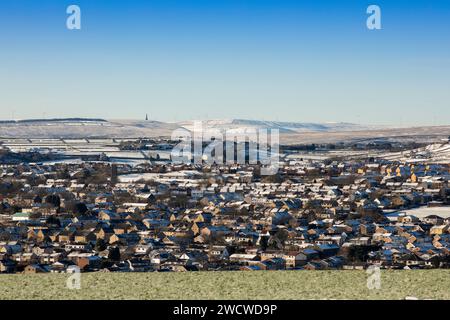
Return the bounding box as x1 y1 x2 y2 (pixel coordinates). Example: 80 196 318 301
0 0 449 125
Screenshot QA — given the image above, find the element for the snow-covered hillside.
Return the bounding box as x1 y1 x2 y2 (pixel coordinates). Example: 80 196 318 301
1 118 449 146
380 141 450 164
0 118 377 139
177 119 376 134
0 118 179 138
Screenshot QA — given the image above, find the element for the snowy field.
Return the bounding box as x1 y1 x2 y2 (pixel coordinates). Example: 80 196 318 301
379 142 450 164
399 206 450 219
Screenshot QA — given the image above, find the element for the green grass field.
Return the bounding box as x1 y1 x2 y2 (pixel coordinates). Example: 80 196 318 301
1 270 449 300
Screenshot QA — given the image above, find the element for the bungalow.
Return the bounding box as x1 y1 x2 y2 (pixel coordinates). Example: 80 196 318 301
260 257 286 270
302 248 320 260
240 265 263 271
303 261 326 270
24 264 49 274
317 244 340 257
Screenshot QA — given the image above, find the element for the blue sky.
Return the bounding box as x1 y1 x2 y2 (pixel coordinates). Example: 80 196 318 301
0 0 449 125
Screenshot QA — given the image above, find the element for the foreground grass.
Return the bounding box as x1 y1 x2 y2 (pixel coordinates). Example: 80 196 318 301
0 270 449 300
